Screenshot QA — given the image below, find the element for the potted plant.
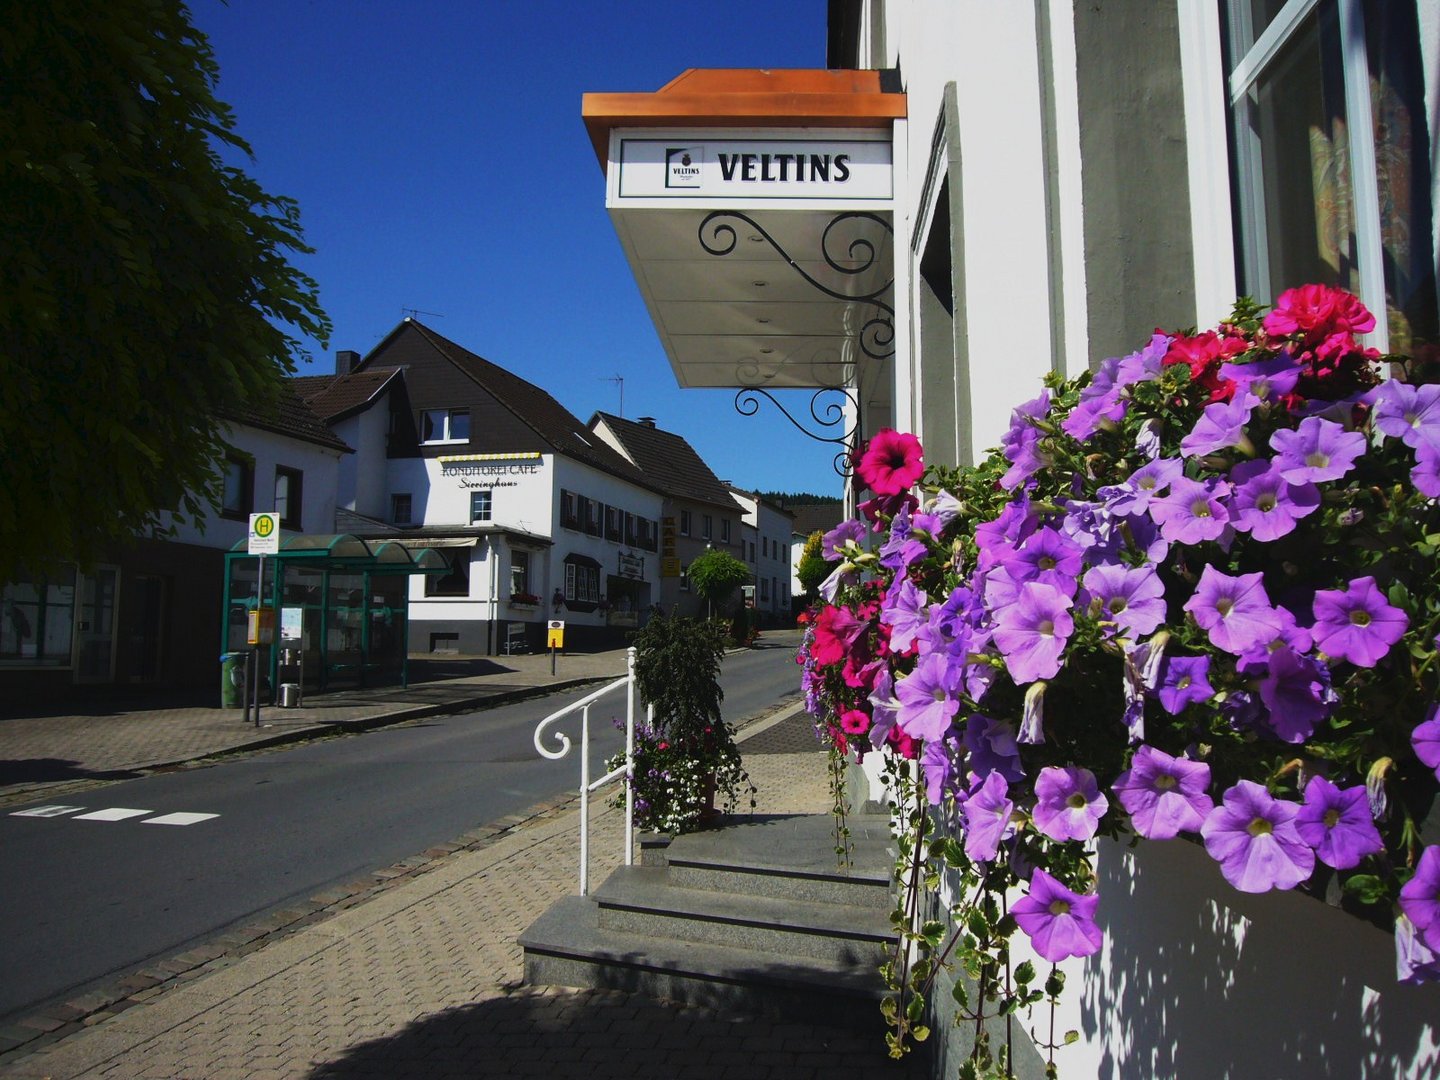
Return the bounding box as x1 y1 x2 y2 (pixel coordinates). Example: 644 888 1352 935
509 591 541 607
611 614 753 833
800 285 1440 1074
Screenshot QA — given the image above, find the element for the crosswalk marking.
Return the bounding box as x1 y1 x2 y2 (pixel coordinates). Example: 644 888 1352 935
73 807 152 822
143 812 220 826
9 805 85 818
9 805 221 825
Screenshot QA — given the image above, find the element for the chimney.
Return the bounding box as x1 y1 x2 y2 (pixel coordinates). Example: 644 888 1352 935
336 349 361 374
636 416 656 428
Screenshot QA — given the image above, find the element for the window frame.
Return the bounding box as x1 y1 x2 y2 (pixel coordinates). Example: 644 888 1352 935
391 492 412 525
420 408 471 445
470 489 493 523
220 454 253 520
274 466 303 530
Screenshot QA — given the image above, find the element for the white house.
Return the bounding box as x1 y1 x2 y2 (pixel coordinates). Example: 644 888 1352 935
726 484 795 624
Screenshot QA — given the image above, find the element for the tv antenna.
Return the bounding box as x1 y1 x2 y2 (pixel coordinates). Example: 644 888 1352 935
601 374 624 417
401 307 445 320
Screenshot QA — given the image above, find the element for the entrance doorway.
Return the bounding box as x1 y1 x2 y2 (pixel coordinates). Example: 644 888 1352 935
75 566 119 683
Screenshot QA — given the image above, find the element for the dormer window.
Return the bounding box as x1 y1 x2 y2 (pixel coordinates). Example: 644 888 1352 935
420 408 470 444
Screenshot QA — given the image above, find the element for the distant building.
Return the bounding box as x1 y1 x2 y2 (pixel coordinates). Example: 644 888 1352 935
727 485 796 625
786 502 844 606
301 320 666 655
589 413 745 619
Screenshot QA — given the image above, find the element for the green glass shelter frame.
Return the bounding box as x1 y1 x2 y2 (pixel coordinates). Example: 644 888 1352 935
223 533 448 697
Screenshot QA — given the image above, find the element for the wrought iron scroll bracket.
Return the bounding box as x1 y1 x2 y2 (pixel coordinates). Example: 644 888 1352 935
734 386 859 477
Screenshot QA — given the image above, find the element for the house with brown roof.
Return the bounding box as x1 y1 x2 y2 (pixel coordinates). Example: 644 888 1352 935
726 485 796 626
310 319 666 654
588 412 745 619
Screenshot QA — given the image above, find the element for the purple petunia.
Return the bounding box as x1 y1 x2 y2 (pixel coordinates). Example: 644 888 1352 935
1081 563 1167 639
1000 391 1053 491
1255 646 1336 743
894 652 963 742
1180 392 1259 457
1310 576 1409 668
1112 745 1213 840
1413 442 1440 499
1226 459 1320 542
921 737 960 806
1269 416 1367 484
1219 354 1302 401
1372 379 1440 450
821 518 867 561
1295 775 1383 870
961 770 1014 863
961 714 1026 784
998 527 1084 594
1399 846 1440 953
1183 566 1284 657
1010 869 1103 962
1396 914 1440 986
1099 458 1184 518
1201 780 1315 893
992 581 1075 684
1032 765 1108 842
881 576 930 655
1155 654 1214 715
1413 704 1440 782
1148 476 1232 545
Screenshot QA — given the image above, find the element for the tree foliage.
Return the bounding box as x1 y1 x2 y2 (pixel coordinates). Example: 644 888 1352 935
0 0 329 581
686 548 751 617
796 530 832 599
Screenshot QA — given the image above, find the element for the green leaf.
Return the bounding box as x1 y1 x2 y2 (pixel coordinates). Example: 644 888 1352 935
1065 1030 1080 1045
1342 873 1391 905
1014 960 1036 985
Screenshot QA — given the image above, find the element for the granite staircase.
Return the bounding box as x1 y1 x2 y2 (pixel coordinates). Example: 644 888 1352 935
519 812 897 1026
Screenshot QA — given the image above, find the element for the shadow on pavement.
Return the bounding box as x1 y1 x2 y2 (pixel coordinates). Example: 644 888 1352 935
0 757 147 787
306 984 924 1080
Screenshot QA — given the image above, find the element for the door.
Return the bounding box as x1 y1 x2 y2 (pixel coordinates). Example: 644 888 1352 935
76 566 119 683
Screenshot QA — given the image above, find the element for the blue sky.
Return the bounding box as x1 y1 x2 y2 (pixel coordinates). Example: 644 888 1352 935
193 0 842 498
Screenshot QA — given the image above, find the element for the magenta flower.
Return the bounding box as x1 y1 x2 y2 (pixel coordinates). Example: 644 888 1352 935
1032 765 1108 842
1399 846 1440 953
1227 459 1320 542
1080 563 1166 639
1183 566 1284 656
1155 654 1214 715
894 651 962 742
961 770 1014 863
1148 476 1232 544
1295 775 1383 870
1201 780 1315 893
1372 379 1440 450
1269 417 1367 484
1011 869 1102 962
1112 745 1213 840
855 429 924 495
992 581 1075 683
1180 393 1258 457
1412 704 1440 782
1310 576 1408 668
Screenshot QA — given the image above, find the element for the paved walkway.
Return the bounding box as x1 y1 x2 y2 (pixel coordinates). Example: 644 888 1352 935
0 636 923 1079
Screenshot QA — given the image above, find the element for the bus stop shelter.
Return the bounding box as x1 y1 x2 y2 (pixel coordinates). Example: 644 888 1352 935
223 533 447 698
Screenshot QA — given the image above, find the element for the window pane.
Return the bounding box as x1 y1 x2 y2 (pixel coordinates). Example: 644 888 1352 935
511 550 529 594
448 410 470 441
222 458 247 513
1234 4 1358 302
421 410 443 441
471 490 492 522
274 473 291 521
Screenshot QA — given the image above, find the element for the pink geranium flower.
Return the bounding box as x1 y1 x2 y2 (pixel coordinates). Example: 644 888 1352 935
855 429 924 496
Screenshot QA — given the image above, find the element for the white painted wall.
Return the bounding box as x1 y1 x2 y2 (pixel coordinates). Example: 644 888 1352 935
387 454 555 536
330 402 392 519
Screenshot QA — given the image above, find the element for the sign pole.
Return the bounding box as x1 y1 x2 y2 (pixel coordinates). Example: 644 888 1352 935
253 553 264 728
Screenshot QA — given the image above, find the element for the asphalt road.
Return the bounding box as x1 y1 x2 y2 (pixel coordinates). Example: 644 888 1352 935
0 639 802 1026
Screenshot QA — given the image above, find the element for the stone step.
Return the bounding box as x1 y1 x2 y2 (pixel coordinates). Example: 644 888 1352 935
520 894 890 1028
594 864 894 965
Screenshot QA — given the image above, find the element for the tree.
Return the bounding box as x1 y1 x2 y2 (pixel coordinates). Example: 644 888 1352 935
0 0 329 582
686 548 751 619
796 530 832 600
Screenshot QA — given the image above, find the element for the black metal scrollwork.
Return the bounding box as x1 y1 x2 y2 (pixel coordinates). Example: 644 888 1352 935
734 386 859 477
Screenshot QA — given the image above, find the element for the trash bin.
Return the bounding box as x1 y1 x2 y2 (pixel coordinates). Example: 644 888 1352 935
279 682 302 708
220 652 245 709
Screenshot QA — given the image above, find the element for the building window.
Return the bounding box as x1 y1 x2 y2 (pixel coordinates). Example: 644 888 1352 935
420 408 470 444
2 567 76 667
605 505 621 542
510 550 530 596
702 515 713 540
1224 0 1436 353
274 467 302 530
749 541 756 563
425 550 470 597
470 489 492 523
391 493 412 525
560 489 580 530
721 519 731 543
760 577 770 601
680 510 692 536
220 455 252 519
624 512 637 546
564 560 600 603
584 498 603 537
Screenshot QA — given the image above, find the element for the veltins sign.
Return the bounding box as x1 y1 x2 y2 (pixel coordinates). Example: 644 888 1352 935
618 137 892 201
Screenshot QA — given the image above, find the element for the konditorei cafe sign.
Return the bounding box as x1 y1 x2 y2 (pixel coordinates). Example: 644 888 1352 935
614 134 892 202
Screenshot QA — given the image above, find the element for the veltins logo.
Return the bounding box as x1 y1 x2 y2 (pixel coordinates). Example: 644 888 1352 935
665 146 703 188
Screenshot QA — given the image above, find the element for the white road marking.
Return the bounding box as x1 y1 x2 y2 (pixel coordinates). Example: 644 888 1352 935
143 812 219 826
10 805 85 818
72 807 152 822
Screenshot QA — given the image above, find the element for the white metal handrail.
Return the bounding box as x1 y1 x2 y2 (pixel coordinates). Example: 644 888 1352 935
532 645 641 894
